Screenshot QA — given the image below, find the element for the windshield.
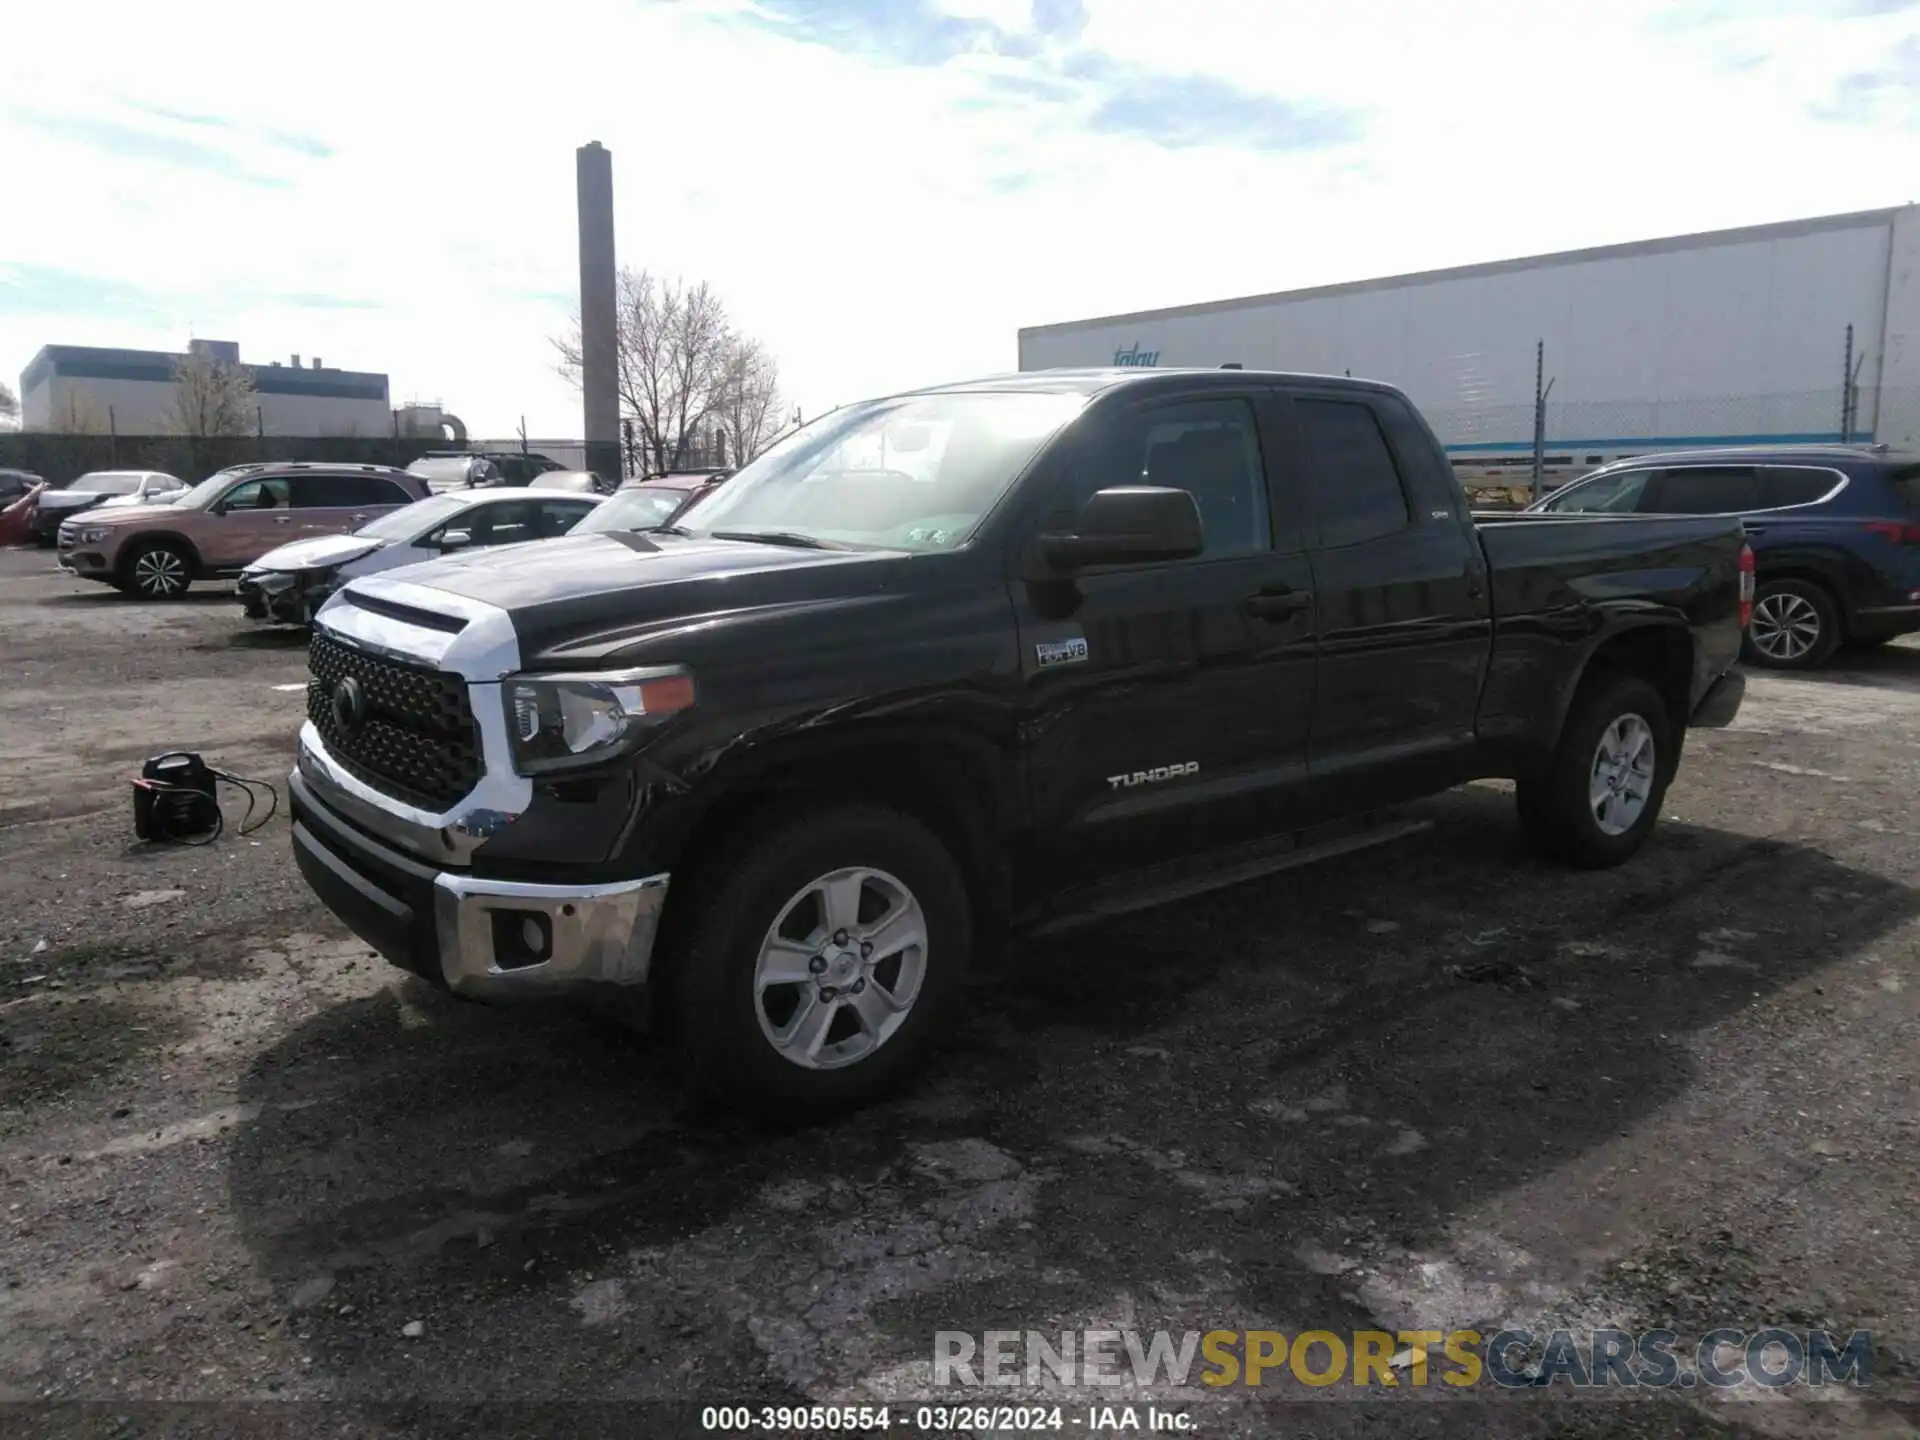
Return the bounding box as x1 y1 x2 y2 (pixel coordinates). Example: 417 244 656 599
673 390 1087 551
574 486 690 534
357 493 472 541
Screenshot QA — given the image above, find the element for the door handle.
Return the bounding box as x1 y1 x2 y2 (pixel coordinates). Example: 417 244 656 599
350 513 368 524
1244 587 1313 619
1742 524 1768 535
273 515 293 525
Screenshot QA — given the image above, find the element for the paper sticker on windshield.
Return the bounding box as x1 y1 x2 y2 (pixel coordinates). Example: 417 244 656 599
1035 636 1089 669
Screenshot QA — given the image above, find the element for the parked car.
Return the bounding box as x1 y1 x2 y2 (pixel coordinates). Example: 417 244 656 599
30 470 185 544
1527 442 1920 669
0 481 46 547
289 366 1750 1117
526 470 617 495
237 489 602 624
572 471 731 534
0 468 44 510
405 451 567 492
57 463 430 599
406 455 504 493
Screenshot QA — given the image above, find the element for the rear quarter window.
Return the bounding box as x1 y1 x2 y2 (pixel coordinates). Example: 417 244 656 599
1754 467 1839 509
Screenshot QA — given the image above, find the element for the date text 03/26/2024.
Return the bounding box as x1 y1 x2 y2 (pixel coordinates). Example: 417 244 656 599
699 1404 1192 1433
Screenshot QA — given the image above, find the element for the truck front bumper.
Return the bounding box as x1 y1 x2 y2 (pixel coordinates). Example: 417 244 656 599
290 770 670 1009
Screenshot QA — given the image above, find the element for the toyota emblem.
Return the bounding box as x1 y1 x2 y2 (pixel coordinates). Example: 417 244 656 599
331 674 366 735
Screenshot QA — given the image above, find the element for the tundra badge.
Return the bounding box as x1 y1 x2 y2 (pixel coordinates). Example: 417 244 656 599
1035 636 1089 668
1107 762 1200 790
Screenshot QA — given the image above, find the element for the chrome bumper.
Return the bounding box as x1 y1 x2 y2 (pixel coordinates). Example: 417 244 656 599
433 870 670 1000
291 771 671 1003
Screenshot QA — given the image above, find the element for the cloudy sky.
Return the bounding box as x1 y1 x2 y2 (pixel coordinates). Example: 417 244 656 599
2 0 1917 439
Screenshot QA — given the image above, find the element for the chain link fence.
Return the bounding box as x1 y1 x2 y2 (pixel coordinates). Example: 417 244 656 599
1426 387 1897 458
0 433 727 488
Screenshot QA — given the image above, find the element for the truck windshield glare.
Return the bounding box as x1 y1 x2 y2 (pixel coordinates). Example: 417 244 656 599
673 390 1088 553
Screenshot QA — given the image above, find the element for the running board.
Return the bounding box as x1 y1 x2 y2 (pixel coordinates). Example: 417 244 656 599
1024 813 1434 939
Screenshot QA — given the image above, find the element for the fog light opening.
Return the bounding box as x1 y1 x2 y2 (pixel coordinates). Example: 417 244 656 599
490 908 553 971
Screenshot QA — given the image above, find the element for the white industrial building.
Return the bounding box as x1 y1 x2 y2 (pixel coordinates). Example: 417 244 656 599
1019 204 1920 472
19 339 393 436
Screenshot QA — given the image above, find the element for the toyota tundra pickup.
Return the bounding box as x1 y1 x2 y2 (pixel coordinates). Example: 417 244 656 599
288 368 1751 1116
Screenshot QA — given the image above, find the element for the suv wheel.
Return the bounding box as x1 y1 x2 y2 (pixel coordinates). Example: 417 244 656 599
1744 578 1840 670
1517 673 1675 869
121 541 193 599
666 802 971 1118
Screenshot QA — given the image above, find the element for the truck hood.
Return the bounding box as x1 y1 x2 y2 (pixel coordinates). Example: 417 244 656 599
368 530 906 664
248 533 388 573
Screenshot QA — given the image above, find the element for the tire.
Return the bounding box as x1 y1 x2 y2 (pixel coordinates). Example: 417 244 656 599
120 541 194 600
1517 673 1675 869
664 802 972 1119
1743 578 1840 671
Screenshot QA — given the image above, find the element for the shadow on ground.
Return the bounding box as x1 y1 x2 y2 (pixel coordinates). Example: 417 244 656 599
222 786 1918 1417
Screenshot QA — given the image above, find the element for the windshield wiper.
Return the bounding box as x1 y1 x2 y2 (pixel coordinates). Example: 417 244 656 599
710 529 850 551
649 523 692 536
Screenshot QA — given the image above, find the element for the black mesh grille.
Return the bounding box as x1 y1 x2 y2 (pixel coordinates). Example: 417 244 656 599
308 632 480 808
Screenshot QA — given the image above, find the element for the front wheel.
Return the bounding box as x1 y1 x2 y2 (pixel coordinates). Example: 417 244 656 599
120 541 193 599
1517 674 1675 869
665 802 971 1119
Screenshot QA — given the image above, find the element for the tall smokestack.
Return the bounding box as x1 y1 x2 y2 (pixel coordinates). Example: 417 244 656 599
576 141 620 480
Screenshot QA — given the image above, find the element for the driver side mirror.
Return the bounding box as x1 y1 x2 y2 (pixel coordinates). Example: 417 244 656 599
438 529 473 551
1037 486 1203 571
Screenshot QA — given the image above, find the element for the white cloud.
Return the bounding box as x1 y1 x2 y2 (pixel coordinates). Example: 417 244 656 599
2 0 1916 440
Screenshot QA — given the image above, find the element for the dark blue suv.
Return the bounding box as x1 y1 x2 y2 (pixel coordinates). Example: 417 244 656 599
1528 444 1920 670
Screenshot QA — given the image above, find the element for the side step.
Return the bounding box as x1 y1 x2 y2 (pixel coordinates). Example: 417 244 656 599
1022 811 1434 939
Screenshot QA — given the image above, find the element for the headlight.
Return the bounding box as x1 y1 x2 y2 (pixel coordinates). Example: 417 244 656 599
78 526 111 544
503 666 695 775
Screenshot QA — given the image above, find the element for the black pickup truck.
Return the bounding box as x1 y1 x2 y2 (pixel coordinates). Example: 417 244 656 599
288 368 1751 1115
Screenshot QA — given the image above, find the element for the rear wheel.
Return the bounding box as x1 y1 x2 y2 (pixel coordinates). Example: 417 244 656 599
1518 673 1675 869
665 802 971 1119
120 541 193 599
1743 578 1840 670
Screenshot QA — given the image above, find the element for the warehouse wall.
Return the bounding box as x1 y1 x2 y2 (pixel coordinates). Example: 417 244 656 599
1877 205 1920 451
1019 209 1904 456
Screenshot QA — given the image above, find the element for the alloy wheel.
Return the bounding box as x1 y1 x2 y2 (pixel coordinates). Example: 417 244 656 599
751 865 928 1070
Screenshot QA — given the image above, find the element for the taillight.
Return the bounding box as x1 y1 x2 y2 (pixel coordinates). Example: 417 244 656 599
1861 520 1920 544
1738 542 1755 630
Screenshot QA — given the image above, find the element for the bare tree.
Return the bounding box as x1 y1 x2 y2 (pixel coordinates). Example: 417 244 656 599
554 267 773 474
0 379 18 429
713 336 784 465
51 390 111 435
166 353 256 438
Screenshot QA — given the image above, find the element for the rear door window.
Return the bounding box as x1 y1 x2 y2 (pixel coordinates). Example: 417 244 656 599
1294 398 1410 548
1645 466 1759 514
1754 467 1839 510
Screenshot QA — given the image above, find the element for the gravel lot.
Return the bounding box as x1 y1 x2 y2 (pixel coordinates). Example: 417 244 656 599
1 546 1917 1439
